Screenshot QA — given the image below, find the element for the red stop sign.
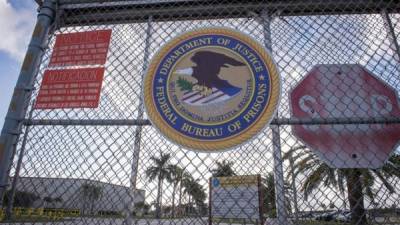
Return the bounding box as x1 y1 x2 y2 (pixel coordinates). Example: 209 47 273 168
290 64 400 168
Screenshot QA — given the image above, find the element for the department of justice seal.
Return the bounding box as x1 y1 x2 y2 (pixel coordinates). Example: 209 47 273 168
143 27 281 152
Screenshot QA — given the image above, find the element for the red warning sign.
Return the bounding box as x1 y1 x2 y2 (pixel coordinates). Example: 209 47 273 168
49 30 112 67
35 68 105 109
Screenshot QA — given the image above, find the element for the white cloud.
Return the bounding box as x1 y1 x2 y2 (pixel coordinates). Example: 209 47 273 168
0 0 36 61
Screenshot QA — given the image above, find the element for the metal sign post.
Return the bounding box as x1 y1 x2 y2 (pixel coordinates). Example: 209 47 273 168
289 146 306 225
260 10 288 225
0 0 55 206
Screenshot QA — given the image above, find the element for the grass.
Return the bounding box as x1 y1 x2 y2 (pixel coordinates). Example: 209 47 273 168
298 221 350 225
298 220 400 225
0 215 68 223
79 214 124 219
211 218 260 224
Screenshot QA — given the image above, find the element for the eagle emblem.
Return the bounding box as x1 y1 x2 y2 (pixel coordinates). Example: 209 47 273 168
175 51 245 106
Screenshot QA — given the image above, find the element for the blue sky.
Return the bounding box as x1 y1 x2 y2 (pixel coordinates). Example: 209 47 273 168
0 0 36 128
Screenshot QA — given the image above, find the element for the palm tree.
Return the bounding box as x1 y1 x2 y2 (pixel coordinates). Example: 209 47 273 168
262 172 293 218
43 196 63 208
181 177 206 215
284 147 400 225
211 160 236 177
177 170 193 217
145 152 172 218
3 190 39 208
134 201 150 215
181 175 195 215
190 180 207 215
263 172 277 217
167 165 185 217
80 184 102 215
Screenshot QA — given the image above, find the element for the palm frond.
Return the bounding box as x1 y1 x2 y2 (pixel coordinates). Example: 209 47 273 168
380 155 400 178
281 143 399 210
282 145 307 161
372 170 395 194
337 169 346 195
361 169 376 201
145 167 159 182
301 163 327 200
322 166 338 188
294 156 319 178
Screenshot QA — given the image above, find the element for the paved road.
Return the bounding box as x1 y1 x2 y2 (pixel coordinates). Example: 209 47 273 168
1 217 280 225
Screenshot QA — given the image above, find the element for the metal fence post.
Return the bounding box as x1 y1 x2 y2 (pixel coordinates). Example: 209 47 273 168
0 0 55 207
271 127 288 225
130 16 153 190
261 10 289 225
289 155 299 224
125 16 153 225
382 10 400 62
289 146 305 225
5 103 35 219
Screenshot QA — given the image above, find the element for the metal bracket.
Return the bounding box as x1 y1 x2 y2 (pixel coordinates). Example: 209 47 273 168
15 85 35 92
3 128 23 136
34 0 44 7
0 184 10 188
5 115 25 123
49 0 62 35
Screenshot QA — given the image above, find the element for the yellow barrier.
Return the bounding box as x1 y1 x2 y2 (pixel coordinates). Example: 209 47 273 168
0 207 81 222
3 207 81 220
44 208 80 218
26 208 33 216
44 208 56 219
35 208 44 216
0 208 4 221
13 207 22 216
67 209 80 217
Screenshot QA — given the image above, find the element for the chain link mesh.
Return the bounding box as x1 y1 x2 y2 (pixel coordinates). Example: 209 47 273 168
2 1 400 225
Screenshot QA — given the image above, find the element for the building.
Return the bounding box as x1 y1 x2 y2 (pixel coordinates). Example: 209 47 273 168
12 177 145 213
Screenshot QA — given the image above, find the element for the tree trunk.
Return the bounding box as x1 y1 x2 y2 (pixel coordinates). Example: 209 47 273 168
160 181 164 216
188 195 192 215
155 175 163 218
171 182 177 218
90 193 94 215
81 195 86 216
178 183 183 217
346 169 367 225
90 199 93 215
91 196 96 215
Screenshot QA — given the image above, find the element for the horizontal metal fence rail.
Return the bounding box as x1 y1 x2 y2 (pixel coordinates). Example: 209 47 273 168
58 0 400 26
23 117 400 126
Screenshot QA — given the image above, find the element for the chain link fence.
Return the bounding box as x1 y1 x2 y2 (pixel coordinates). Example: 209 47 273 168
1 1 400 225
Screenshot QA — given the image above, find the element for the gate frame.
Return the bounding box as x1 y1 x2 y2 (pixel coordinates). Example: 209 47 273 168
1 0 400 223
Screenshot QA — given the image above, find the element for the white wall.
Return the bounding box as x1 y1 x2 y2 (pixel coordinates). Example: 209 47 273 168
12 177 145 212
